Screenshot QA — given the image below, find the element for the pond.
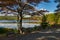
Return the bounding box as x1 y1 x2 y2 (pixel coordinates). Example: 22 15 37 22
0 20 40 29
0 20 39 23
0 20 17 23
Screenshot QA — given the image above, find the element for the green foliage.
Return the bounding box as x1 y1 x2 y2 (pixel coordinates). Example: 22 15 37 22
22 26 40 33
32 26 40 31
13 29 18 33
0 27 18 34
46 14 55 22
0 27 8 34
45 13 60 25
41 22 49 29
41 15 50 29
58 17 60 24
54 13 60 24
22 28 32 33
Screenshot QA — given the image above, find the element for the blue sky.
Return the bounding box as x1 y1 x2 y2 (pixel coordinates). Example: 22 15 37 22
35 0 57 12
12 0 58 12
0 0 57 12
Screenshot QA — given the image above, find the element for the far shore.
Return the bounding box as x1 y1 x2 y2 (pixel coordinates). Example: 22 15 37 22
0 22 40 24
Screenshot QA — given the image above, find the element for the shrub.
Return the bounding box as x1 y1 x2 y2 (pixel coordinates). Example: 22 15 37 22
41 22 49 29
22 27 32 33
0 27 8 34
32 26 40 31
0 27 18 34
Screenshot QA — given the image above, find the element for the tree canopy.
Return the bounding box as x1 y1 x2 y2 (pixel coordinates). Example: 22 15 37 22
0 0 50 11
0 0 50 34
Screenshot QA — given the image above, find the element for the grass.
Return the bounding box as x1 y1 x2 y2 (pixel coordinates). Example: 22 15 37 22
0 16 41 20
0 16 17 20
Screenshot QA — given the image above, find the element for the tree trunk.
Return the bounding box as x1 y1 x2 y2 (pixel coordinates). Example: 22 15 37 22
17 3 27 34
19 10 23 34
17 10 23 34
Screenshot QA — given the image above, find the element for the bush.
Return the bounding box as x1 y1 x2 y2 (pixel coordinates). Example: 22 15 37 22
22 28 32 33
0 27 8 34
22 26 41 33
0 27 18 34
41 22 49 29
32 26 40 31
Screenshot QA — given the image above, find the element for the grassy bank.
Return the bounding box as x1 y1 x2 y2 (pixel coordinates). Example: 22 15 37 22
0 16 41 20
0 16 17 20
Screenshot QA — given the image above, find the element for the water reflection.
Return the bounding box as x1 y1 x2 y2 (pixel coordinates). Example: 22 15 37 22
0 20 39 23
0 20 40 29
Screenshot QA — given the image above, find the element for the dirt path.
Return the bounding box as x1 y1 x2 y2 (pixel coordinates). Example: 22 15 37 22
0 32 60 40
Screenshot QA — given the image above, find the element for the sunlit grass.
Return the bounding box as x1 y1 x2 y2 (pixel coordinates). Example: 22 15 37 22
0 16 17 20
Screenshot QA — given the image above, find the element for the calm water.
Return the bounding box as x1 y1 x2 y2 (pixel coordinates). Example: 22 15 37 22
0 20 39 23
0 20 40 29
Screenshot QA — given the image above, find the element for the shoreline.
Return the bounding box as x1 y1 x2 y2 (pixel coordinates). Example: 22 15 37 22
0 22 40 24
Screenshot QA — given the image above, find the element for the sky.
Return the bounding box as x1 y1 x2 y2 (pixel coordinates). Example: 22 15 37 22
0 0 57 13
35 0 57 12
8 0 57 13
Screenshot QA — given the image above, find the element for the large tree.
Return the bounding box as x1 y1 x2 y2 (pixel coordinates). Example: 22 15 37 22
54 0 60 24
0 0 49 34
